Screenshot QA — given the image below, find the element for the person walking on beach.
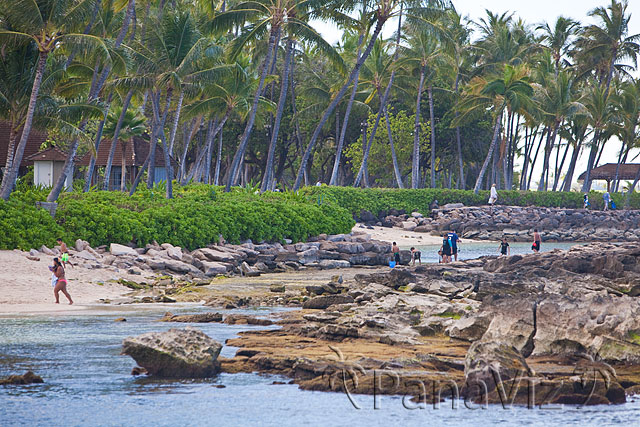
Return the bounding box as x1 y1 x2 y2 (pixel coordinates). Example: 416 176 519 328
410 247 421 266
583 193 590 209
440 233 452 263
447 230 461 261
532 229 541 253
51 257 73 305
603 191 611 211
499 237 510 256
488 184 498 213
57 238 72 268
392 242 400 265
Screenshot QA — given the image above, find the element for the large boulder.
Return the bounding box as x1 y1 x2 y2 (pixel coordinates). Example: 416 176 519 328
122 327 222 378
0 371 44 385
464 341 533 397
160 312 223 323
303 294 354 309
110 243 138 256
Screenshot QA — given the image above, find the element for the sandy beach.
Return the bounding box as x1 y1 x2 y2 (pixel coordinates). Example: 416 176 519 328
0 250 148 315
353 224 488 247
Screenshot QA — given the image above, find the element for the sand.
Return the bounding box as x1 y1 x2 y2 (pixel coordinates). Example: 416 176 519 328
352 224 485 248
0 250 149 315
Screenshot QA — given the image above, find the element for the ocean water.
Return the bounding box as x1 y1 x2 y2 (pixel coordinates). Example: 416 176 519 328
1 305 638 426
409 241 582 264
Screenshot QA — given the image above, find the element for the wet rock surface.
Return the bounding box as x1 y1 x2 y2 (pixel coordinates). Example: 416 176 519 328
217 242 640 405
122 327 222 378
0 371 44 385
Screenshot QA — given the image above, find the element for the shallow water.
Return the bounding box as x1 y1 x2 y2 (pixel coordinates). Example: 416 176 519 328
409 241 582 264
1 305 639 426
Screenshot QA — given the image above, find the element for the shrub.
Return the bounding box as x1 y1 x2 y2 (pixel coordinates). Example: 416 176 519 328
301 186 640 217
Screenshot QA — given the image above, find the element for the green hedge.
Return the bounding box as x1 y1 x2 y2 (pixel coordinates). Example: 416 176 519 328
1 185 354 250
301 187 640 217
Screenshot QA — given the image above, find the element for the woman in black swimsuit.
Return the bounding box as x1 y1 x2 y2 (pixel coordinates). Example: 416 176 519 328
441 233 452 263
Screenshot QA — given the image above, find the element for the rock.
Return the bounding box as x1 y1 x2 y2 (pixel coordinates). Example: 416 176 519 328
75 239 91 252
240 261 261 277
199 261 230 277
166 246 183 261
464 341 533 396
163 259 202 275
114 318 127 322
75 250 97 261
39 245 56 256
448 315 491 341
0 371 44 385
122 327 222 377
443 203 464 209
302 295 354 309
26 255 40 261
411 212 423 218
223 314 273 326
192 248 238 264
110 243 138 256
160 312 223 323
318 259 351 269
270 284 286 293
29 249 39 257
401 221 417 231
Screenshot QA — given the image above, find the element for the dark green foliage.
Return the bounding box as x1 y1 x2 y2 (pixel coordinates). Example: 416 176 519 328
303 187 640 216
0 184 354 250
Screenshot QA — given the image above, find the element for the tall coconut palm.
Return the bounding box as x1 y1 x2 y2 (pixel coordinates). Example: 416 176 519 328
537 16 580 76
103 106 147 191
455 64 535 194
0 0 110 200
211 0 343 192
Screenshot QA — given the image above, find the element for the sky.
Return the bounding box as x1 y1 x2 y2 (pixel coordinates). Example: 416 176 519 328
312 0 640 190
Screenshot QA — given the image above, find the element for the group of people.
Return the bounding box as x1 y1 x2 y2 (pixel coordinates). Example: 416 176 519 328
584 191 615 211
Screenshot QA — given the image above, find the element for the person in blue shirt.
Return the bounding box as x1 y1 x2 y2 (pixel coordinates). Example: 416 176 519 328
603 191 611 211
447 230 461 261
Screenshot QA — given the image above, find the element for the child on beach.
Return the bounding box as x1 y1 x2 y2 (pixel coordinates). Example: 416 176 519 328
499 238 510 256
410 247 421 266
57 238 72 268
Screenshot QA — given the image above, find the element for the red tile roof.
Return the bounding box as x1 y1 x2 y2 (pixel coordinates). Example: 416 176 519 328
26 147 68 162
0 121 48 167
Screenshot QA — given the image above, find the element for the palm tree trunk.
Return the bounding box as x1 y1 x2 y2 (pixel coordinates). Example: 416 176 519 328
527 127 547 191
214 124 223 186
115 0 136 46
552 138 571 191
625 165 640 208
384 107 403 188
120 139 128 192
146 90 172 189
3 124 18 178
561 140 583 192
0 52 47 200
538 121 559 191
261 37 293 193
473 109 504 194
168 89 184 155
151 92 174 198
428 84 436 188
454 73 464 189
330 40 363 186
613 144 630 192
412 64 426 189
293 18 386 191
225 26 279 191
581 131 601 192
84 91 114 192
129 148 152 195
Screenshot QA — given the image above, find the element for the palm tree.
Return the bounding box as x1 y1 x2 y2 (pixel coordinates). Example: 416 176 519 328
612 79 640 192
0 0 109 200
455 64 535 193
537 16 580 76
534 70 584 191
103 107 147 191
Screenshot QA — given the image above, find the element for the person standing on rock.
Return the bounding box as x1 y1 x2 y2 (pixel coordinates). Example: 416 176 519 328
440 233 452 263
392 242 400 265
447 230 461 261
532 229 541 253
488 184 498 213
603 191 611 211
51 257 73 305
499 238 510 256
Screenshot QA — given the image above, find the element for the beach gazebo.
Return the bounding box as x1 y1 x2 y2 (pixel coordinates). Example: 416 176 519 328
578 163 640 191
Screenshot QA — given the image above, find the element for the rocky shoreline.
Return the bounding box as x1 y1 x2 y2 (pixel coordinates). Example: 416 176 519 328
357 204 640 242
207 242 640 405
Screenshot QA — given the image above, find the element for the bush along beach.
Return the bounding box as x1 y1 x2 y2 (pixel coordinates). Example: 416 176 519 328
0 185 354 250
303 186 640 217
